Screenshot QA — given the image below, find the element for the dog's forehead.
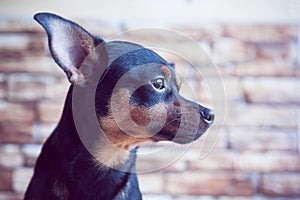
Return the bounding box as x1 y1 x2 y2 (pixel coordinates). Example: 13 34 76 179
105 41 168 67
99 40 174 83
105 41 143 63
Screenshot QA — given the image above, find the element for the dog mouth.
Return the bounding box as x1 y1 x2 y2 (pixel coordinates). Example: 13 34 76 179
151 109 214 144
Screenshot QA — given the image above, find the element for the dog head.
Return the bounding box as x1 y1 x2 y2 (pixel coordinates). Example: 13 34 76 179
35 13 214 152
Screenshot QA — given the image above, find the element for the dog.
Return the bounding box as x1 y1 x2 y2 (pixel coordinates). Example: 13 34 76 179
24 13 214 200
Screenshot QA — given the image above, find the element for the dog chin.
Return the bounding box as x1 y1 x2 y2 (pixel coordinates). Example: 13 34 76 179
152 128 207 145
171 132 204 144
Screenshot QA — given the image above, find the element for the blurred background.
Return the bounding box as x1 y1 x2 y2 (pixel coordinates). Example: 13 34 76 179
0 0 300 199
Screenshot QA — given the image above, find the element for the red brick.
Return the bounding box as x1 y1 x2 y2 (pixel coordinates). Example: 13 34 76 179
0 192 23 200
21 144 42 167
7 74 46 101
256 43 295 61
0 34 45 58
236 152 300 172
0 101 34 123
224 25 297 43
235 60 295 76
173 195 216 200
0 145 23 169
136 147 188 173
165 172 254 196
172 24 223 41
188 151 235 171
138 173 164 194
213 39 256 64
222 78 244 102
229 128 298 151
75 19 121 38
44 78 69 100
0 74 5 98
219 197 276 200
227 104 297 128
0 17 41 33
37 101 64 123
242 78 300 104
12 167 33 194
182 125 227 156
261 173 300 197
143 194 173 200
32 123 55 143
0 56 63 74
0 168 12 190
0 122 33 144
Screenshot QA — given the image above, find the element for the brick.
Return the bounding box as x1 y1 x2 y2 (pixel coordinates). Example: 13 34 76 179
256 42 295 61
222 78 244 102
242 78 300 104
227 104 297 128
37 101 64 123
188 151 235 171
224 25 297 43
32 123 55 143
234 60 295 76
172 24 223 41
0 56 63 74
75 19 121 38
138 173 164 194
136 144 191 173
143 194 172 200
0 145 23 169
0 101 34 123
229 128 298 151
0 34 45 58
212 38 256 64
0 168 12 190
180 78 211 104
218 197 279 200
0 192 23 200
0 75 5 99
44 78 69 100
261 173 300 197
173 196 216 200
236 152 300 172
182 126 227 157
0 122 33 144
0 17 41 33
12 167 33 194
21 144 42 167
165 172 254 196
7 74 47 101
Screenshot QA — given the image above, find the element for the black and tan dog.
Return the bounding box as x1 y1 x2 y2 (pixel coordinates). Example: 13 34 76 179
25 13 214 200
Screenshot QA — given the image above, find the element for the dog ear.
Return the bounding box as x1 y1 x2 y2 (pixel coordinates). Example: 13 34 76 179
34 12 103 83
169 62 175 69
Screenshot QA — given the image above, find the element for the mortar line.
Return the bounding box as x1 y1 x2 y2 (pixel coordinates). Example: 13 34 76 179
298 109 300 155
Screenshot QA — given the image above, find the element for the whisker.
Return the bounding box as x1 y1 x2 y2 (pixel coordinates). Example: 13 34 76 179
164 118 180 126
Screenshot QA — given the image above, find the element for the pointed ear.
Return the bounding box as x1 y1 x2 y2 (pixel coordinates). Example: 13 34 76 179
34 12 104 83
169 62 175 69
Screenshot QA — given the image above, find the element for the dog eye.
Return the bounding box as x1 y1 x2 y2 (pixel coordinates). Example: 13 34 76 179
151 78 165 90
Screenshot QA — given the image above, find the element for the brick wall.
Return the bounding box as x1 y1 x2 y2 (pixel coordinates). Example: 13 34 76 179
0 15 299 200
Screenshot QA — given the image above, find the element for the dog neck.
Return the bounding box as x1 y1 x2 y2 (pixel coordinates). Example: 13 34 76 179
60 86 134 168
50 86 141 199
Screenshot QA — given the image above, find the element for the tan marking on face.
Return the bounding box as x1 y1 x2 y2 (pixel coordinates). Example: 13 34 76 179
99 89 154 151
176 74 182 89
129 107 151 127
161 65 172 80
100 115 153 150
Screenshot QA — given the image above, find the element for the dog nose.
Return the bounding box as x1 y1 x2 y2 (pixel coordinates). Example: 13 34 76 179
200 108 215 125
